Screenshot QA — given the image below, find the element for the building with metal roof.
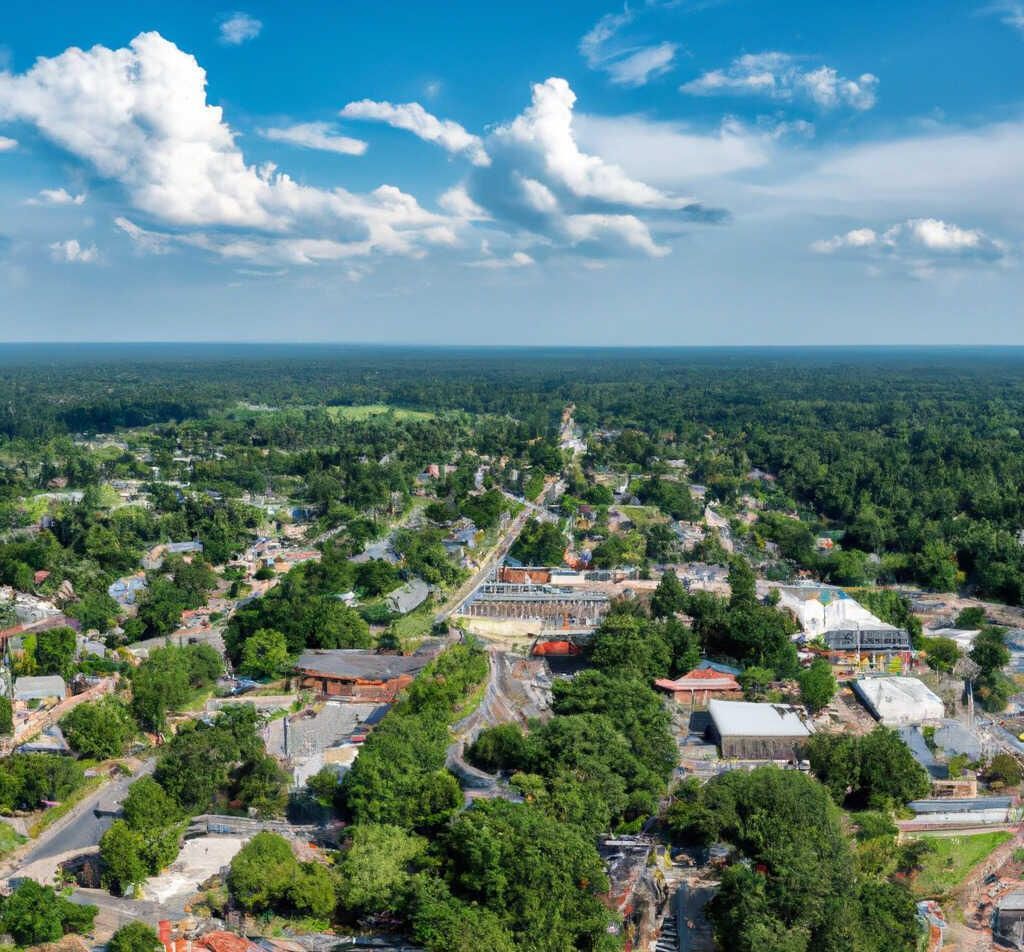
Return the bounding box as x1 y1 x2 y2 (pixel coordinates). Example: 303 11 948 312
385 577 431 615
706 699 812 760
823 625 912 653
13 675 66 701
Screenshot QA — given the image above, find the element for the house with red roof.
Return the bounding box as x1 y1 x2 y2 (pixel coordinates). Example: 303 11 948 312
654 667 742 707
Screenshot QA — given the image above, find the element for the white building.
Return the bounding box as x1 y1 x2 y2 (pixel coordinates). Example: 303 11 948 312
854 676 944 726
776 585 890 638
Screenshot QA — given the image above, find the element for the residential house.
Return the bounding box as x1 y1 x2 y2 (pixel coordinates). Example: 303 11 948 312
654 668 742 707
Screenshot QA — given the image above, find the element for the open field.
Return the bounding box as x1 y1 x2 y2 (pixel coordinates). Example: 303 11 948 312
618 505 670 527
324 404 435 421
910 831 1013 898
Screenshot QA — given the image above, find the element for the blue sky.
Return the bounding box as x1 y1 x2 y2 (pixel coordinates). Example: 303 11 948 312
1 0 1023 344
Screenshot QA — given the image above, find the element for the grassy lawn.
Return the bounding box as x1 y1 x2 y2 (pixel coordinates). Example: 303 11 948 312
910 831 1012 898
324 404 435 422
618 505 670 527
392 605 437 651
0 823 26 858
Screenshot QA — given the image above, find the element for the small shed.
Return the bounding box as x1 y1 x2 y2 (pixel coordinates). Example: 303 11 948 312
707 699 812 760
13 675 67 702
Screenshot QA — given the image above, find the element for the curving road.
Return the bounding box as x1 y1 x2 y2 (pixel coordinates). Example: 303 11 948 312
9 758 155 879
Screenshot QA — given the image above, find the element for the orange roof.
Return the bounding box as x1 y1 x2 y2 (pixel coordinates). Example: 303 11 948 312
654 669 741 692
682 667 736 682
198 933 259 952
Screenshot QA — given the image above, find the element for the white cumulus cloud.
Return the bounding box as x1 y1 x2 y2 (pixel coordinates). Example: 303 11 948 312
460 76 720 259
0 136 16 151
0 32 459 265
682 52 878 111
219 12 262 46
29 187 87 206
574 114 774 185
811 218 1010 275
50 238 98 263
340 99 490 166
259 122 367 156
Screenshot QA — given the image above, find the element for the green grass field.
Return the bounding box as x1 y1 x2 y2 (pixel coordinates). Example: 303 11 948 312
0 822 26 858
618 505 670 527
324 404 435 422
910 831 1012 897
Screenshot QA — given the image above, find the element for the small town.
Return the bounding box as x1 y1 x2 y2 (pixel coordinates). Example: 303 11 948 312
1 3 1022 950
0 378 1014 952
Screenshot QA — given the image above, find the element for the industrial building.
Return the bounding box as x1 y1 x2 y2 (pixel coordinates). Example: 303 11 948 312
706 699 812 760
778 586 910 656
823 626 912 653
459 577 609 624
854 676 944 726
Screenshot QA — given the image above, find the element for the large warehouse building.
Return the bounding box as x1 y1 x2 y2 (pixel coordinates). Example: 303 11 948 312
706 699 813 761
854 676 944 726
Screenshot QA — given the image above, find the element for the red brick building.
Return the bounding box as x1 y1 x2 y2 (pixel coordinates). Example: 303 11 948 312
295 649 431 703
654 668 743 706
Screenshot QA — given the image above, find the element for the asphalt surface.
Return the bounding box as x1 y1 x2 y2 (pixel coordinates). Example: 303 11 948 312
678 880 716 952
21 758 155 865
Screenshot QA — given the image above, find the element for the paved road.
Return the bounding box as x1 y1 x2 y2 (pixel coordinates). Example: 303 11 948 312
435 506 533 622
70 887 182 932
20 758 155 867
678 880 716 952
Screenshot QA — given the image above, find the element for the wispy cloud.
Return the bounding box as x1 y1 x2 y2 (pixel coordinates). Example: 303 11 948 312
682 52 878 110
259 122 367 156
340 99 490 166
0 136 16 152
579 8 678 86
468 250 536 269
218 12 262 46
984 1 1024 34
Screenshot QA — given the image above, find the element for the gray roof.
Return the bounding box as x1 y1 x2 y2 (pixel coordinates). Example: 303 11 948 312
824 627 911 651
13 675 67 699
1000 892 1024 912
386 578 430 615
708 700 811 738
296 649 429 681
167 540 204 553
